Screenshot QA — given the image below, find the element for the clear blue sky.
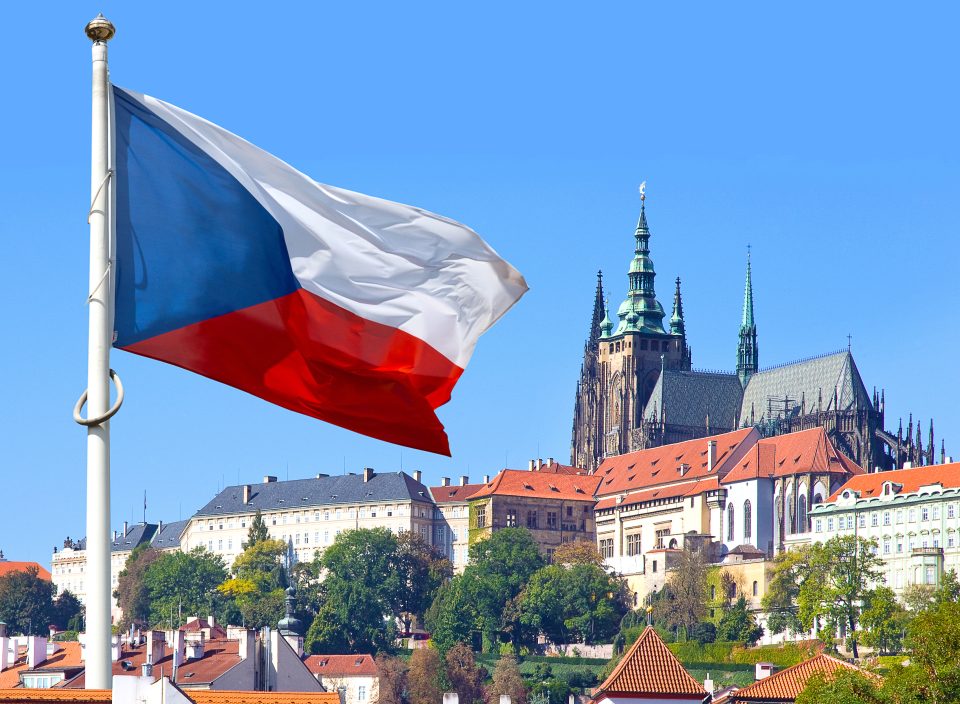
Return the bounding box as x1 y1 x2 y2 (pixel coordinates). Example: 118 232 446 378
3 2 958 564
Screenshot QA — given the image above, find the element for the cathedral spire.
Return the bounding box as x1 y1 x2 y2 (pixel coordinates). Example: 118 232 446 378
614 184 667 334
737 246 759 388
586 270 605 350
670 277 686 336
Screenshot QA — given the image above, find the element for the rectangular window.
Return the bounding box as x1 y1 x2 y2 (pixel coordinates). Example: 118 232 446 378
871 513 878 527
626 533 642 556
314 511 320 521
934 537 940 548
884 512 891 526
909 509 916 522
566 506 573 517
527 510 538 529
828 518 834 531
949 504 956 519
896 510 903 524
304 533 309 544
883 540 891 554
452 528 459 542
896 537 903 553
859 514 866 528
922 507 930 521
324 511 330 521
655 528 670 550
652 560 658 573
599 538 614 558
359 686 367 701
228 539 233 550
295 534 301 545
949 535 956 548
323 530 329 543
476 505 487 528
335 509 342 520
547 512 558 529
815 519 822 533
506 510 517 527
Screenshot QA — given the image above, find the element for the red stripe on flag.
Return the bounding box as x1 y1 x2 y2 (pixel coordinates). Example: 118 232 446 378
122 289 462 455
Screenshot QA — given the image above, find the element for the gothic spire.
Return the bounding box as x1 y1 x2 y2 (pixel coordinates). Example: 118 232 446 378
670 277 686 336
587 270 605 350
737 246 759 387
928 419 935 466
614 186 667 335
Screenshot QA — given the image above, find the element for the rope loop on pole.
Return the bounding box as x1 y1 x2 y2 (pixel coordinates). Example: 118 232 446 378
73 368 124 426
87 169 113 224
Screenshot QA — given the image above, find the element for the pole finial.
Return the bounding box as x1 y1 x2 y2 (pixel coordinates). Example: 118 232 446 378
85 14 115 43
638 180 647 203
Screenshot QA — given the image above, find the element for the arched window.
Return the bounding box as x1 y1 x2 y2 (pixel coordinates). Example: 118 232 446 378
728 503 735 542
744 500 752 542
669 538 678 549
798 495 808 533
752 581 759 597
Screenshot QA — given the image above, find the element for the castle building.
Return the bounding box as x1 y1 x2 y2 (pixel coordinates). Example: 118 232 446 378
572 193 940 473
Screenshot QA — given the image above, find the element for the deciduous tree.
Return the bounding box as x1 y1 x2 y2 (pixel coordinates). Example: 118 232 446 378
716 596 763 645
52 591 84 632
114 544 160 630
0 566 54 635
860 587 907 655
795 669 887 704
408 647 445 704
762 546 811 636
397 530 453 635
552 541 605 568
487 654 527 704
243 509 270 548
143 548 230 628
374 654 409 704
656 547 707 635
445 643 486 704
425 575 476 655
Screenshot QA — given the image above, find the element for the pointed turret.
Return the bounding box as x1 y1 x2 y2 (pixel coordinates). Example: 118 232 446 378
737 247 759 387
586 270 605 351
670 277 686 336
614 194 667 334
600 298 613 338
928 420 935 466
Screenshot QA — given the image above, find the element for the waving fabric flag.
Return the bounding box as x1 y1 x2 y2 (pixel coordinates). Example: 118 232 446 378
111 87 527 455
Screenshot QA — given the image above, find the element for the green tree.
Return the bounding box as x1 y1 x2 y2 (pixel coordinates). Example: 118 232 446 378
243 509 270 548
219 538 288 628
52 591 84 632
397 530 453 635
860 587 907 655
114 544 160 630
934 569 960 605
445 643 486 704
306 528 403 654
487 653 527 704
425 575 476 654
465 528 544 649
762 546 811 636
408 647 445 704
715 596 763 645
795 669 887 704
661 547 708 636
900 584 934 613
517 563 627 644
0 566 55 635
552 541 605 568
143 548 230 628
886 601 960 704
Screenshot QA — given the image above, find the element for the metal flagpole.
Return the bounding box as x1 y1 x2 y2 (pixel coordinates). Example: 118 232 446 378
82 13 116 691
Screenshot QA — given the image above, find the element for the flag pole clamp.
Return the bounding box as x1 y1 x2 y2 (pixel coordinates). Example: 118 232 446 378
74 368 124 426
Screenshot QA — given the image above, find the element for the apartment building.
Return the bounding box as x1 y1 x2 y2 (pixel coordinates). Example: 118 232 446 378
806 462 960 594
429 476 486 572
182 469 436 568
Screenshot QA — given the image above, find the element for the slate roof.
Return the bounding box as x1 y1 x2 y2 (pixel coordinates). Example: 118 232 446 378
151 520 189 550
303 653 378 676
826 461 960 502
469 470 601 501
111 523 157 554
595 428 759 498
594 626 707 699
731 653 870 702
643 370 743 431
721 427 864 484
740 351 872 425
194 472 433 517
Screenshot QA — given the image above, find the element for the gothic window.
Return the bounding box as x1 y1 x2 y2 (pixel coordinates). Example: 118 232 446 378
728 503 735 542
743 500 752 542
798 495 808 533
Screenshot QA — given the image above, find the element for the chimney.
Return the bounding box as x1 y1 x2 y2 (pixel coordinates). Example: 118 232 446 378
316 473 329 479
483 474 490 483
441 477 450 487
443 695 459 704
141 662 153 678
185 633 205 661
547 457 555 467
171 630 186 669
755 663 775 681
460 475 469 486
237 629 255 661
536 458 544 470
0 632 9 671
704 674 714 694
903 461 913 469
30 636 49 663
500 697 512 704
946 456 954 464
147 631 165 666
413 470 422 483
242 485 252 504
263 475 277 483
528 459 535 471
110 635 121 663
208 615 216 629
123 521 129 537
112 530 118 542
363 467 374 483
707 440 717 473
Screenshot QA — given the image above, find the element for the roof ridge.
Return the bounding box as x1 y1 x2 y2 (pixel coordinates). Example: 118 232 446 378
755 349 848 374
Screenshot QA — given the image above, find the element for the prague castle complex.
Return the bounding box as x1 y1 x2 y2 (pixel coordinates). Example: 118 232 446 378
571 192 940 474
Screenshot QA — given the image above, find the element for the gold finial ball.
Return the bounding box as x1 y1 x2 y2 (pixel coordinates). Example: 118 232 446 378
85 14 116 43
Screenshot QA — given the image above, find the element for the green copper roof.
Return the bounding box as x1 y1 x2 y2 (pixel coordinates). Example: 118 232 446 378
600 298 614 338
741 247 755 331
670 277 685 335
615 202 666 335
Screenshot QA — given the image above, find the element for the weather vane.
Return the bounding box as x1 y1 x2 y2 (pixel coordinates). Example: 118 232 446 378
638 181 647 202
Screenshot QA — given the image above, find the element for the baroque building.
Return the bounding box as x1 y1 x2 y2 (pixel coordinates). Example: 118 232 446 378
572 194 940 473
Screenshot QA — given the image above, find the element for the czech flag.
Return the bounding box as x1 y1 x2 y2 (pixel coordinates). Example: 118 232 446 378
111 87 527 455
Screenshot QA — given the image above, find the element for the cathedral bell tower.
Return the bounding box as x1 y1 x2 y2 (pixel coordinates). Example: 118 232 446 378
737 247 758 387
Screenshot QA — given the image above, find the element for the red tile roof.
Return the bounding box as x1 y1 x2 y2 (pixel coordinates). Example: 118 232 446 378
721 428 864 485
519 463 588 475
0 563 51 582
429 484 485 504
731 654 871 702
63 639 241 688
180 618 228 640
303 654 378 676
595 477 719 510
0 691 110 703
594 627 707 700
189 693 339 704
827 461 960 502
0 643 84 689
595 429 758 498
469 470 602 502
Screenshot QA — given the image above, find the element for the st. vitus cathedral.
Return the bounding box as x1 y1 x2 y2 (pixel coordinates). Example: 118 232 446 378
571 191 942 473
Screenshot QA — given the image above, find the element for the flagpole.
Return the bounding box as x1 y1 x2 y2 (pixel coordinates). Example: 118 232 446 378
83 13 116 691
